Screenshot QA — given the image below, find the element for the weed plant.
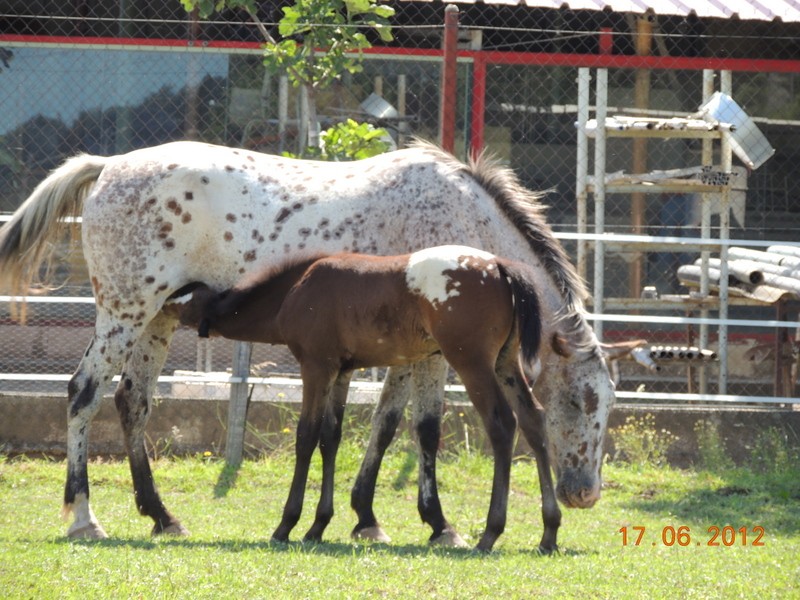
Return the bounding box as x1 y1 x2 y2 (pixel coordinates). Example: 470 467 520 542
609 413 679 467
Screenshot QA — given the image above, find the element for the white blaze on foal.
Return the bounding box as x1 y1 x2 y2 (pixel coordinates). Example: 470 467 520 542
406 245 496 306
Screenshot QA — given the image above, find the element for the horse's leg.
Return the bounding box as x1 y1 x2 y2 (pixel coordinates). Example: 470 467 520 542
63 316 135 538
409 356 468 548
497 359 561 553
272 363 336 543
304 370 351 542
350 364 414 542
456 365 517 552
113 311 188 536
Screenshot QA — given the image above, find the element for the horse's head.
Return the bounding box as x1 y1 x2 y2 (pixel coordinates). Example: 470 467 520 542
533 331 616 509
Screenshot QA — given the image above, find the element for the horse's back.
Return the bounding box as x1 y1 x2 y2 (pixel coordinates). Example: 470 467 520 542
277 253 440 368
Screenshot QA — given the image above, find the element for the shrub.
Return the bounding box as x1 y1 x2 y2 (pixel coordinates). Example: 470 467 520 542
693 419 734 471
749 426 797 474
610 413 678 467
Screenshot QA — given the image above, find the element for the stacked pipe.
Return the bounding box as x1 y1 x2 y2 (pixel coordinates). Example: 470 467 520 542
648 345 718 362
677 245 800 297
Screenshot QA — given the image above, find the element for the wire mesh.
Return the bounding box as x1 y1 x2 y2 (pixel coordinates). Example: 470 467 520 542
1 2 800 406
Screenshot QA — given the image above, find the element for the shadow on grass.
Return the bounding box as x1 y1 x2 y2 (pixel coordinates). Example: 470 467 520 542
391 450 416 491
213 461 240 499
53 536 594 559
617 469 800 536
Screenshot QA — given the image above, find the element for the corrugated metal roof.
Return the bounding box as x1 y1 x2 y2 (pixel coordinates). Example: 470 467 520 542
425 0 800 23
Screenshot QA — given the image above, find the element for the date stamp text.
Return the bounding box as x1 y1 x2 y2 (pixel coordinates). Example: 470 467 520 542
618 525 765 547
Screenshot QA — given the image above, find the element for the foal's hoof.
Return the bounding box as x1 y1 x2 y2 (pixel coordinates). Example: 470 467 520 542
430 528 469 548
270 535 289 544
351 525 391 543
538 543 559 556
153 522 190 537
67 522 108 539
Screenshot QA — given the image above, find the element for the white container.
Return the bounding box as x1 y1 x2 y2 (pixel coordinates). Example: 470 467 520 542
698 92 775 170
360 92 398 120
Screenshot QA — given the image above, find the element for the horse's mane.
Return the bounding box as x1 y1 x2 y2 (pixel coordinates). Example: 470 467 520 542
411 140 597 354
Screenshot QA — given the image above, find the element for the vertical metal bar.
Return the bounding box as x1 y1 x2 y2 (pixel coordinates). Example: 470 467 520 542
298 85 310 153
576 67 590 280
698 69 715 395
185 8 201 140
774 301 786 396
593 68 608 341
720 70 733 95
630 14 653 300
717 69 733 394
226 341 253 466
278 75 289 154
439 5 459 153
397 74 408 148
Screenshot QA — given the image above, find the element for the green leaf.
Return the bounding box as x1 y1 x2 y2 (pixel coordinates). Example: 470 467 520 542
372 6 395 18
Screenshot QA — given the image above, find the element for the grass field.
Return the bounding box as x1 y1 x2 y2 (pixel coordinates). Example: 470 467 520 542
1 434 798 599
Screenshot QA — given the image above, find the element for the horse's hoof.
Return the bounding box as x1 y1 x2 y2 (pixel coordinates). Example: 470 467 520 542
154 522 190 537
351 525 391 543
67 522 108 539
538 544 559 555
430 528 469 548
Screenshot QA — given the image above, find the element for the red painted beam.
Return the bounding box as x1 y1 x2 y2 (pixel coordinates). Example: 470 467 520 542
439 5 459 153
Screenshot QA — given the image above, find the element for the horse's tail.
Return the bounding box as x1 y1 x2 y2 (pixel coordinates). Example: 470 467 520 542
0 153 109 295
497 259 542 367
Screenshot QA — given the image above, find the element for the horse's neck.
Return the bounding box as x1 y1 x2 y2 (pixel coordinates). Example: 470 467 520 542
212 259 316 343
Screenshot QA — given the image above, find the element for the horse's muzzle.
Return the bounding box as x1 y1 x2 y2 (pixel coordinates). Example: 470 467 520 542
556 476 601 509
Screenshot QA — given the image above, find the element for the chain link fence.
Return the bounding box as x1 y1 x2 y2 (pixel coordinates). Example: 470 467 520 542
2 2 800 407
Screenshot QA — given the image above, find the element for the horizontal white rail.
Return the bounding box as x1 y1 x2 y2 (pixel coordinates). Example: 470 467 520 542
555 231 800 249
1 373 794 404
3 295 798 329
588 313 799 330
0 296 95 304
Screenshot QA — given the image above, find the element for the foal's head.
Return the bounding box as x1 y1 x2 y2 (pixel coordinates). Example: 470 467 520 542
162 283 220 337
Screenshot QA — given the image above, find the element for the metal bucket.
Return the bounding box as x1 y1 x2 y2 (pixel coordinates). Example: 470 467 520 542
360 93 399 120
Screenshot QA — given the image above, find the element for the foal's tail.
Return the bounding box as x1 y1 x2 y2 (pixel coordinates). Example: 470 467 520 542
0 153 109 295
497 260 543 367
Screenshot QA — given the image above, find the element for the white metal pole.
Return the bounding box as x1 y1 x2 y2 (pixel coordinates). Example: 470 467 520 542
717 70 733 394
398 74 408 147
278 75 289 154
576 68 591 280
699 69 715 394
593 68 608 341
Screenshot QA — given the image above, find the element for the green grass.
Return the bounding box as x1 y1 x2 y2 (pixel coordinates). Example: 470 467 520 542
1 443 798 599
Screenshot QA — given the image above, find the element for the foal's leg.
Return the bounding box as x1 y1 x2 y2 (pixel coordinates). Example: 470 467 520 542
350 364 414 542
272 363 336 543
113 312 188 536
304 371 351 542
497 359 561 553
455 364 517 552
411 356 467 548
63 316 134 538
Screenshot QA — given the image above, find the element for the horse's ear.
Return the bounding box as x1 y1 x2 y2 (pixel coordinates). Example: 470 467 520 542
599 339 647 361
551 333 573 358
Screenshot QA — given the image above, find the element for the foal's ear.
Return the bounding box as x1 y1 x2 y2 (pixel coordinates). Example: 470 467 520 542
551 333 573 358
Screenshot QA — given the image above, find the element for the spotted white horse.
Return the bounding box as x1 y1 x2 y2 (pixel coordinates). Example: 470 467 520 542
0 141 616 550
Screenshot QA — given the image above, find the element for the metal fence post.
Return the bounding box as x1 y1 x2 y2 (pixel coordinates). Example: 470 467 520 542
439 4 459 153
226 341 253 465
